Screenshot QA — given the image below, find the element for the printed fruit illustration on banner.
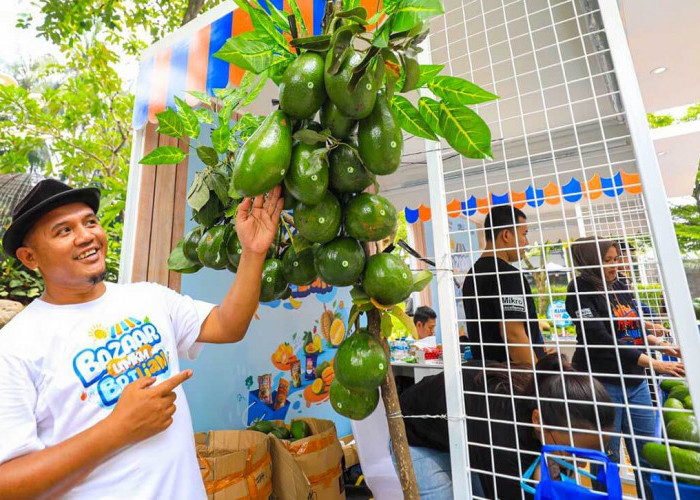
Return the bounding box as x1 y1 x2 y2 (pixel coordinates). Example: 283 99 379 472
149 0 498 423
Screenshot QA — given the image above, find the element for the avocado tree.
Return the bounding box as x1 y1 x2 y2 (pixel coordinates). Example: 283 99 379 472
142 1 496 496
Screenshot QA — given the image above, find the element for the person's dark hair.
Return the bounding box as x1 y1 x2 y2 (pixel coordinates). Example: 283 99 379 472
474 354 614 432
526 354 615 432
484 205 527 242
413 306 436 325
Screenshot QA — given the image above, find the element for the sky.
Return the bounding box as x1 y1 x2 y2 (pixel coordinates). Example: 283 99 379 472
0 1 62 69
0 0 140 87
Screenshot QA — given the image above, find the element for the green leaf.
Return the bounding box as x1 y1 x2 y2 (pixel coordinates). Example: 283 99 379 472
327 25 363 75
418 97 442 136
141 146 186 165
391 95 437 141
399 50 420 92
411 269 433 292
290 34 332 52
254 0 289 32
347 304 361 333
248 3 291 52
438 102 493 159
241 71 268 107
168 241 203 273
357 301 374 312
214 36 274 74
155 108 184 139
390 306 417 338
416 64 444 88
224 200 240 218
342 1 362 12
187 173 210 211
348 46 379 91
291 234 312 253
380 311 393 337
429 76 499 106
195 108 214 124
196 146 219 167
382 49 401 99
336 7 368 24
308 148 329 173
288 0 309 36
390 0 444 32
187 90 211 105
207 170 229 204
372 23 390 48
212 124 231 154
293 129 330 145
174 96 200 139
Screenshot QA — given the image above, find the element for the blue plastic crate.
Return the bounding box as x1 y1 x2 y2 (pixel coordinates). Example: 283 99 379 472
650 473 700 499
246 389 290 425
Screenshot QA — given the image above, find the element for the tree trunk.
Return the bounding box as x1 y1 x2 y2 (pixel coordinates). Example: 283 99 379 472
361 240 420 498
182 0 206 26
366 308 420 499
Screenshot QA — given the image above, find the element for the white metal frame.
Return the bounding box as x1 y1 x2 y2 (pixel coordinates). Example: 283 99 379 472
597 0 700 414
425 1 700 498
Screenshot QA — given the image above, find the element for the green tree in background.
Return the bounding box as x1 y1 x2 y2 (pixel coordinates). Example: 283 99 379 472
1 1 224 303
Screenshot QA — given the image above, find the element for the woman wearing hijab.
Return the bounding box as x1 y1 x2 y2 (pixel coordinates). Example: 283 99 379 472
565 236 684 495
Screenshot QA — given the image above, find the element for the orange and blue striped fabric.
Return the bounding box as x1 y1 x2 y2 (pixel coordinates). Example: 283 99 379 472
133 0 382 130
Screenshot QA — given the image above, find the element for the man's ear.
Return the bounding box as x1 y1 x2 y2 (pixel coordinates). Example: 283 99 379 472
531 408 541 427
15 246 38 271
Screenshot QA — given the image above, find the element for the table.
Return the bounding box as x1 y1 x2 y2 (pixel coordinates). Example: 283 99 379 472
391 360 444 383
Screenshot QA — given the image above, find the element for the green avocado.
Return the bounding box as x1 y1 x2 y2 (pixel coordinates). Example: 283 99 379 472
284 142 329 205
344 193 397 242
183 226 204 263
294 192 342 244
320 100 357 139
362 253 413 306
270 426 291 440
253 420 275 434
670 385 691 402
329 142 374 193
232 110 292 197
279 52 326 119
196 225 228 270
259 259 288 302
664 398 688 425
667 416 700 452
357 92 403 175
324 50 377 119
314 236 366 287
290 420 312 439
642 442 700 485
661 379 687 393
281 245 317 286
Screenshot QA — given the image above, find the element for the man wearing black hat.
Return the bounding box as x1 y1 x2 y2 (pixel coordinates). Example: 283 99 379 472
0 179 283 498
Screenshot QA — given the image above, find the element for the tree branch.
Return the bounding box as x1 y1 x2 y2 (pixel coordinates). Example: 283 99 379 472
181 0 205 26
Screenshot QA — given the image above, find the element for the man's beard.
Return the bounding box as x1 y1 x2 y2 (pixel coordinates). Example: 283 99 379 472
88 271 107 286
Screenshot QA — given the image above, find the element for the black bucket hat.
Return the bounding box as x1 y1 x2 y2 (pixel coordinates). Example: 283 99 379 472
2 179 100 258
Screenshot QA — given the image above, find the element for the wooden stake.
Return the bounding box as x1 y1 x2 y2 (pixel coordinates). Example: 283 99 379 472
362 241 420 499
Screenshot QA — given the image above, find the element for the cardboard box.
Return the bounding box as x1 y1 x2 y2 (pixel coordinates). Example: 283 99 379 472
197 430 273 500
339 435 359 469
283 418 345 500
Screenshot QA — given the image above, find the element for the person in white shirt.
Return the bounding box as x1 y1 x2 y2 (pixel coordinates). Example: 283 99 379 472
413 306 437 349
0 178 283 498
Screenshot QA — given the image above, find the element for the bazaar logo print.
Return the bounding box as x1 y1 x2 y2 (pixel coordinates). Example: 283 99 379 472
73 317 170 407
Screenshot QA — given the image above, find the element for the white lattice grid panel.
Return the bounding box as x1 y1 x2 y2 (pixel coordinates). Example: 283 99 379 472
419 0 697 498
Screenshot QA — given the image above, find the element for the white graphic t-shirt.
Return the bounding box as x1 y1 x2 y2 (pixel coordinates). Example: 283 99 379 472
0 282 215 499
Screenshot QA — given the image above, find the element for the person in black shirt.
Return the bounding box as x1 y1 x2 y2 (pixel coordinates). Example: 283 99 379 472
462 206 545 365
565 237 684 496
398 355 615 498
